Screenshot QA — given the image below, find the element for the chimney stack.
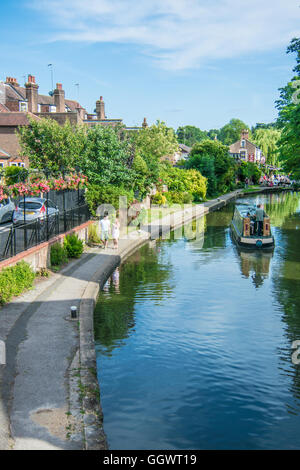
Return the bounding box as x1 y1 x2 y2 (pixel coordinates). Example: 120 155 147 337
142 117 148 129
25 75 39 113
5 77 19 87
53 83 65 112
241 129 249 140
96 96 105 120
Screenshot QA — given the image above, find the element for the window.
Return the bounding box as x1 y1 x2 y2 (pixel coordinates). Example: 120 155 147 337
241 140 245 148
9 162 18 167
19 101 28 112
18 162 25 167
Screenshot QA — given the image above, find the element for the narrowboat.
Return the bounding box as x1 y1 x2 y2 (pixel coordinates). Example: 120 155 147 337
230 205 275 250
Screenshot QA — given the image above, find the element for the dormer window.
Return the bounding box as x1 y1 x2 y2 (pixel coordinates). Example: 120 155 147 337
19 101 28 112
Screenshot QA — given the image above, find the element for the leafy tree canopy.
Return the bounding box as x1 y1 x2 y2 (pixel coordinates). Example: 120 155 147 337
133 120 179 161
131 120 179 190
18 118 86 173
79 125 133 186
188 139 237 195
218 118 251 145
176 126 208 147
252 128 281 166
276 37 300 177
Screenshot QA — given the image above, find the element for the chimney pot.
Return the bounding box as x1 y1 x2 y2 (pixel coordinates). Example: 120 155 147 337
5 77 19 86
56 83 62 90
27 75 36 84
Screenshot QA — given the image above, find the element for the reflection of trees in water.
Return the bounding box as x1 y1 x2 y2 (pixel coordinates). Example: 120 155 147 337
94 243 173 356
265 192 300 227
272 208 300 408
202 205 234 250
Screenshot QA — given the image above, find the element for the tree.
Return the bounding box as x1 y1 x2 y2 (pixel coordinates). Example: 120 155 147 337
252 128 281 166
132 120 179 189
237 161 262 184
133 120 179 161
79 125 132 186
276 38 300 177
218 119 250 145
176 126 208 146
185 154 217 196
187 139 237 194
18 117 86 172
207 129 220 140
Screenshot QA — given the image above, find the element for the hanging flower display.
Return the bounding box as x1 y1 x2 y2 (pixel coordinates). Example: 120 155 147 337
0 172 88 202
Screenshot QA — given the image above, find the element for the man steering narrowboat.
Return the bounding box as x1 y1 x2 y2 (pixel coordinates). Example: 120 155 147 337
255 204 264 236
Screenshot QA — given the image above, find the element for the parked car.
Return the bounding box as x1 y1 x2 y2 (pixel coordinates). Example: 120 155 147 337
12 197 59 225
0 197 15 223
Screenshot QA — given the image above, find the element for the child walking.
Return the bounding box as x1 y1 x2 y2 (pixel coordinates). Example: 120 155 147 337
112 216 120 250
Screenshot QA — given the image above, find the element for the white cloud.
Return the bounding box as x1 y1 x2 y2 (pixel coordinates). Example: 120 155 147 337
31 0 300 70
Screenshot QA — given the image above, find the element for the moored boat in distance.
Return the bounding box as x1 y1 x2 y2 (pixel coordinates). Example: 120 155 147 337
230 205 275 250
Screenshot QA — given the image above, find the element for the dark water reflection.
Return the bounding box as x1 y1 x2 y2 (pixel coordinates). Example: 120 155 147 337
94 191 300 450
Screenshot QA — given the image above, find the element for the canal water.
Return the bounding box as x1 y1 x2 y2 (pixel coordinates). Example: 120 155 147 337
94 192 300 450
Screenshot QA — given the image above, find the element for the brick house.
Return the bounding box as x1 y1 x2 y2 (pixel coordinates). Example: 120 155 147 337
3 76 87 124
0 112 41 167
229 130 265 164
0 74 136 167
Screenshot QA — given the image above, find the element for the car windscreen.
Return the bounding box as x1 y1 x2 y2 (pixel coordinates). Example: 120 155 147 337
18 202 42 210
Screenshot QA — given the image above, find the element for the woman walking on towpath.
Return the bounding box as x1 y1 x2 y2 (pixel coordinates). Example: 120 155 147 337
112 215 120 250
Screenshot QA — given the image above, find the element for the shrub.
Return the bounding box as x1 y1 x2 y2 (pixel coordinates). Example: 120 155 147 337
50 242 68 266
88 224 101 244
0 261 35 304
4 165 28 185
151 192 167 206
183 192 193 204
159 165 207 201
85 184 134 216
164 191 193 204
130 207 147 227
64 234 84 258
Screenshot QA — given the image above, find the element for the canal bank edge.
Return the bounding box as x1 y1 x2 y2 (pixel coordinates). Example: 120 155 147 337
80 186 290 450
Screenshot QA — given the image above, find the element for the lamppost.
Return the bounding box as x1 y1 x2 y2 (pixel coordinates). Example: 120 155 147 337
48 64 54 94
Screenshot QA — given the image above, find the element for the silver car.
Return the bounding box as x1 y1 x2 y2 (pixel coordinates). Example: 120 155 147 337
13 197 59 225
0 197 15 223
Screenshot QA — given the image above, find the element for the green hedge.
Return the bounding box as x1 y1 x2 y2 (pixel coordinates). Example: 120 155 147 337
0 261 35 305
85 184 135 216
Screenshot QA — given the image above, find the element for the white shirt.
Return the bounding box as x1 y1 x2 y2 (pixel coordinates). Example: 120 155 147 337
100 218 110 232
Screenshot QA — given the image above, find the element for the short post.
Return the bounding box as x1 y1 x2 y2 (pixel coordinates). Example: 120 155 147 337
23 194 27 250
70 306 77 319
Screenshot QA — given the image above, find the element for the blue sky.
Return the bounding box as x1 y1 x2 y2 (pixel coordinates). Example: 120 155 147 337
1 0 300 130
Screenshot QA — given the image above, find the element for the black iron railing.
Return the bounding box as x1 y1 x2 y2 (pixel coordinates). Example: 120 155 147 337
1 204 90 261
